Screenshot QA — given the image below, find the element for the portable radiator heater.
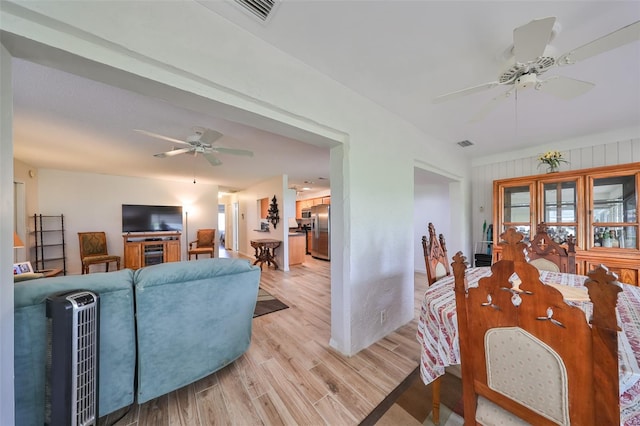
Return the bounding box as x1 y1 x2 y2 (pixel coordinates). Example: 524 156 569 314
45 290 99 426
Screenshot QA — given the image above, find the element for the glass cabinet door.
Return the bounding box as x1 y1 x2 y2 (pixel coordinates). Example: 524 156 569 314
590 174 638 249
501 183 534 241
540 179 580 245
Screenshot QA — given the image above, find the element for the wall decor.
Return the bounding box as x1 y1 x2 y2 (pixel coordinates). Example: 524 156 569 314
267 195 280 229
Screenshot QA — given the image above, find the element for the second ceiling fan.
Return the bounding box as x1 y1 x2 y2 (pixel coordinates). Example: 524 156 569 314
136 126 254 166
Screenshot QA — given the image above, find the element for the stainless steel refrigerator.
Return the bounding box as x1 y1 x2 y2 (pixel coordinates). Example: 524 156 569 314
311 204 330 260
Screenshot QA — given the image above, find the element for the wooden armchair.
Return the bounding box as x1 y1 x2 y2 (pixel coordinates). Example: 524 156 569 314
453 228 621 425
422 222 451 285
78 232 121 274
188 229 216 260
527 223 576 274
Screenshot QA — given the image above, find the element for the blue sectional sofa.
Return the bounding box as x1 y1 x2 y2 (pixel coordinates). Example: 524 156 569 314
14 258 261 425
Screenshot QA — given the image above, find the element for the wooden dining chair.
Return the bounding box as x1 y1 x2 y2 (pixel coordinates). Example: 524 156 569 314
453 227 621 425
526 222 576 274
421 222 455 424
422 222 451 285
78 231 121 274
188 229 216 259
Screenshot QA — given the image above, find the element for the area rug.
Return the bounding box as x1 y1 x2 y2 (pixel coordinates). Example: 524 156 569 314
253 288 289 318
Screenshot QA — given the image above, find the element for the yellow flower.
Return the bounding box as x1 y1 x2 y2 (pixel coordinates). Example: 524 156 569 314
538 150 568 169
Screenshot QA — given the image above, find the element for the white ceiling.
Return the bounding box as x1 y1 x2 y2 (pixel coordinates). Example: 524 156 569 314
10 1 640 192
11 58 332 193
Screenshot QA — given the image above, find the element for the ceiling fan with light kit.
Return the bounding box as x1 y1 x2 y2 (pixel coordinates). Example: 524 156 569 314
433 17 640 122
135 126 254 166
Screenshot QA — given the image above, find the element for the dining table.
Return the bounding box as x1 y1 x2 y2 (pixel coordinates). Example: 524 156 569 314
416 266 640 425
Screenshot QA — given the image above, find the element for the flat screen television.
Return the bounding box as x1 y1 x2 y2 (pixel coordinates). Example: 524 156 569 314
122 204 183 233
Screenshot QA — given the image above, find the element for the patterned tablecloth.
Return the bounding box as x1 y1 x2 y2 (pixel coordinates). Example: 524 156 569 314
416 267 640 425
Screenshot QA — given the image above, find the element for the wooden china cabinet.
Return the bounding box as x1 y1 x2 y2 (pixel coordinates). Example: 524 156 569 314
493 162 640 286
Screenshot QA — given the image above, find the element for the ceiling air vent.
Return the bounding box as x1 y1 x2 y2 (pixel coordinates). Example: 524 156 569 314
457 140 474 148
234 0 275 21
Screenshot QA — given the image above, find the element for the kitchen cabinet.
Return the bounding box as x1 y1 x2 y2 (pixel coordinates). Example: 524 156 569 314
260 198 269 219
288 233 306 265
493 162 640 285
296 196 330 218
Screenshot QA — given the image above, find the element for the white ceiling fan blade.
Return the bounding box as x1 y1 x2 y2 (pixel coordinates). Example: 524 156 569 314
153 147 193 158
513 17 556 63
198 128 224 144
537 75 595 99
135 129 190 146
212 147 254 157
468 88 514 123
558 20 640 66
203 153 223 166
433 81 501 104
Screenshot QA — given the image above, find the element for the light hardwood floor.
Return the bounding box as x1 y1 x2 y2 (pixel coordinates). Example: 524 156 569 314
99 249 429 425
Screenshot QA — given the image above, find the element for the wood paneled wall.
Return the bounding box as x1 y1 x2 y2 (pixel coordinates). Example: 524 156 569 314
471 138 640 252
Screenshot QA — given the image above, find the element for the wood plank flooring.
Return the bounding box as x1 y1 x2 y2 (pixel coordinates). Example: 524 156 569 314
99 250 429 425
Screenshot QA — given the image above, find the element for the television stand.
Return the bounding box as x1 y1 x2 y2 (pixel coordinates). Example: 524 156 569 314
123 232 181 270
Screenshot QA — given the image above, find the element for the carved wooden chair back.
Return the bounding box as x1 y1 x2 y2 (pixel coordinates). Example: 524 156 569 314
188 229 216 259
453 228 621 425
422 222 457 424
526 223 576 274
422 222 451 285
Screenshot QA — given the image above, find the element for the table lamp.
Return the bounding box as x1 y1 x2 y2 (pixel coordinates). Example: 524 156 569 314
288 218 299 229
14 232 24 248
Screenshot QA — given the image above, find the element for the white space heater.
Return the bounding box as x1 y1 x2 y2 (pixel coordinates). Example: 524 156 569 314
46 290 100 426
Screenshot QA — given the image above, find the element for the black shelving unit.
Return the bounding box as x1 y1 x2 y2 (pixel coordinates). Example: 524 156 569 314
33 214 67 275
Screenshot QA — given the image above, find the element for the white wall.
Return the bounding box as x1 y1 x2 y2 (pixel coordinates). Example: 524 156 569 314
37 169 219 274
414 183 451 273
470 133 640 247
1 42 15 426
1 1 471 359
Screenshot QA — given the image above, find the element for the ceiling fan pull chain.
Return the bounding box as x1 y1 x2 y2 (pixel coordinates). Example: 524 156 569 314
193 153 197 184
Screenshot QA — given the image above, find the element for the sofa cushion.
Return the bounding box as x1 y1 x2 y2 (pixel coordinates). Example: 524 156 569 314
133 258 261 403
14 269 136 425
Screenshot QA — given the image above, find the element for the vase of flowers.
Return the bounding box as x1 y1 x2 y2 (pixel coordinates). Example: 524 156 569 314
538 150 568 173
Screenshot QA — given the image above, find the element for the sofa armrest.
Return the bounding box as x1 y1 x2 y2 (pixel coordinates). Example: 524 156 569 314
14 272 44 282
